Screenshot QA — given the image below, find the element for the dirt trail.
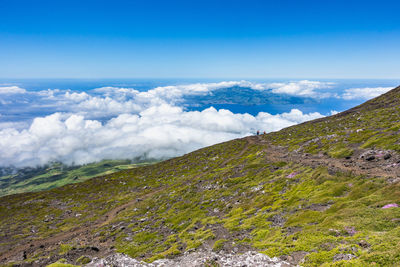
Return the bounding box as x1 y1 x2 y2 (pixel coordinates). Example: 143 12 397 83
252 137 400 180
0 138 255 264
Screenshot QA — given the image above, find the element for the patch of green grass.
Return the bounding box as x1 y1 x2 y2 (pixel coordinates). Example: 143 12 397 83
213 239 227 251
47 259 79 267
58 244 74 255
328 145 354 158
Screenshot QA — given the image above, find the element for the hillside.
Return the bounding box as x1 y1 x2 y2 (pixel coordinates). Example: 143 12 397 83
0 160 156 197
1 86 400 266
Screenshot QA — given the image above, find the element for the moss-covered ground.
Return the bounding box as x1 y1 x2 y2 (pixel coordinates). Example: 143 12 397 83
1 86 400 266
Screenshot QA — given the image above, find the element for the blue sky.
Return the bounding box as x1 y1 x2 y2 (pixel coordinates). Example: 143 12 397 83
0 0 399 78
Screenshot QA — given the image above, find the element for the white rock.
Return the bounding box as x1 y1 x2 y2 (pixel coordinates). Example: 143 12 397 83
86 251 295 267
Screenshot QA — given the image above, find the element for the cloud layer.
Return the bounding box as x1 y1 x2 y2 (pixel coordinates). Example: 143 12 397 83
0 80 394 167
341 87 393 100
0 106 325 167
0 80 333 121
0 86 26 95
268 80 334 98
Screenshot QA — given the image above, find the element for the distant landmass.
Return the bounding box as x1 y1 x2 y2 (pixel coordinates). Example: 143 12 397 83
183 86 315 106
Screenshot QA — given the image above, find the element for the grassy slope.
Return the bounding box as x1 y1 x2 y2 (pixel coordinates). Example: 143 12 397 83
0 160 156 197
1 86 400 266
268 84 400 155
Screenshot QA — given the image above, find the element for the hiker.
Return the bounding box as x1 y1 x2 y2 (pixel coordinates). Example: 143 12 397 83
263 131 266 135
257 130 260 135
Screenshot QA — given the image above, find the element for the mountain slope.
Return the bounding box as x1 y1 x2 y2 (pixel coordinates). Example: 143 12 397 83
1 86 400 266
0 160 156 197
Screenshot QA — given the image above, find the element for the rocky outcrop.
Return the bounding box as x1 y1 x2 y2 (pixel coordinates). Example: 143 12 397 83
87 251 294 267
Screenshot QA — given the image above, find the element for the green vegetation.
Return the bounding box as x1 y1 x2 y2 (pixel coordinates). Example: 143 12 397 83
327 144 353 158
59 244 74 255
0 159 156 197
47 259 79 267
76 256 91 265
268 86 400 156
1 86 400 266
213 239 228 251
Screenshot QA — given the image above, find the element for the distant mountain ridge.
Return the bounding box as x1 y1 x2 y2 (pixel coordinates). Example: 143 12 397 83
183 86 314 106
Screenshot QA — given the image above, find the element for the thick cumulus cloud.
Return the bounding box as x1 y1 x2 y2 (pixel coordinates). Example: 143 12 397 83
341 87 393 100
0 105 324 168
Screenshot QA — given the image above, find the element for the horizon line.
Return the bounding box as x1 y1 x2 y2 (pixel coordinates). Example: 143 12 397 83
1 77 400 81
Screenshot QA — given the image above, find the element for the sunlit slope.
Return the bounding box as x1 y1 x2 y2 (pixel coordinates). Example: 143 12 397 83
0 160 156 197
1 86 400 266
269 85 400 155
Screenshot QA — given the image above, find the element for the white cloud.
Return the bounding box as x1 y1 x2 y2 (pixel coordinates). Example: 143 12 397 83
0 80 337 122
0 106 324 167
46 81 269 118
36 88 63 98
138 80 265 98
129 80 269 106
134 80 335 100
341 87 393 100
0 86 27 94
64 91 90 102
268 80 334 98
73 96 143 117
0 121 29 131
1 80 344 167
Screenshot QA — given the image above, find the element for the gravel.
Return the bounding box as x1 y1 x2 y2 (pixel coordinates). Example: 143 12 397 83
86 251 295 267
